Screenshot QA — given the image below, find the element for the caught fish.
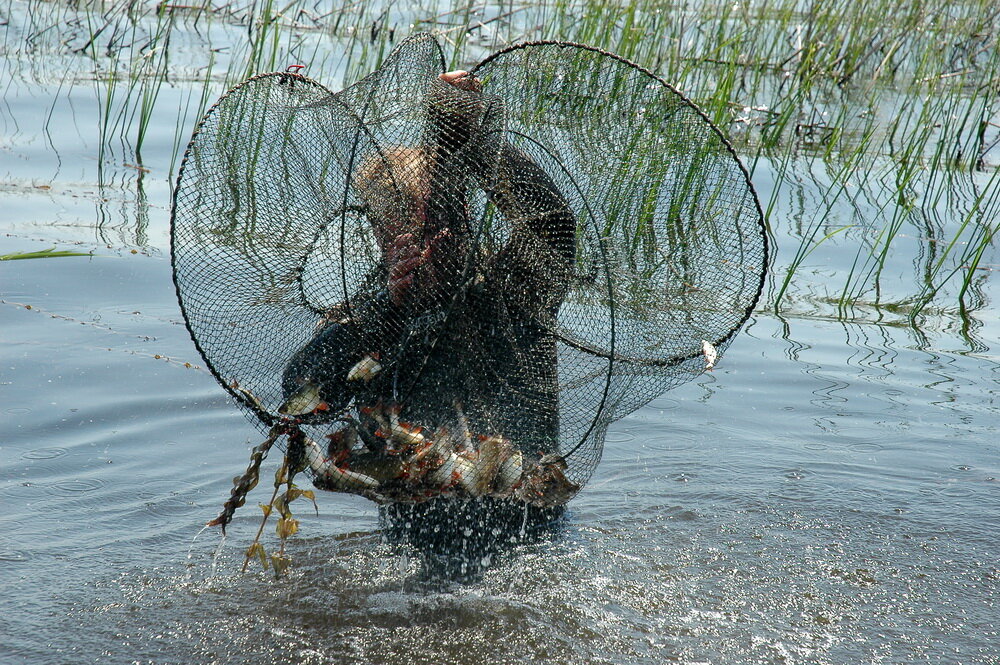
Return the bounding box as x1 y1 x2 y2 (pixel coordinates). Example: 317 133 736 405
315 464 382 494
494 441 524 494
361 401 394 432
411 426 452 463
230 380 268 413
427 447 473 493
364 403 429 454
278 380 324 415
280 291 398 420
347 353 382 382
472 435 507 496
388 421 427 451
300 433 381 495
450 454 483 496
701 339 718 370
325 426 357 462
347 451 409 485
452 400 474 452
305 396 573 506
516 454 579 507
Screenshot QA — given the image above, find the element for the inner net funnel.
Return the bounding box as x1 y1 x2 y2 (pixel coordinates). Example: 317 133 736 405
171 34 767 522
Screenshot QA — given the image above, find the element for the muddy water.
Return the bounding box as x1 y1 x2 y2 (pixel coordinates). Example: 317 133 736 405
2 7 999 665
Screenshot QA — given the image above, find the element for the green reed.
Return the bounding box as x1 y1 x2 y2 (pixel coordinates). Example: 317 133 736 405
8 0 997 320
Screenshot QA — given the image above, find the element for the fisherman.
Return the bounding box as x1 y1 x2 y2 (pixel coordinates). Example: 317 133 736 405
279 69 578 569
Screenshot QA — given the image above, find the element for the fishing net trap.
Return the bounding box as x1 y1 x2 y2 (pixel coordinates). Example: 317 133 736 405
170 33 768 550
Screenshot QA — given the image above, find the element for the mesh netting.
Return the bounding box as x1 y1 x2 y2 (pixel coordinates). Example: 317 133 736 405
171 34 767 514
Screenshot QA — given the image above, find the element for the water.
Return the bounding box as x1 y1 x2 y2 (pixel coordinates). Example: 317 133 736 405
4 229 997 665
2 6 998 665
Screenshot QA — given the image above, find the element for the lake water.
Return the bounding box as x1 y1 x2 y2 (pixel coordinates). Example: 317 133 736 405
2 6 998 665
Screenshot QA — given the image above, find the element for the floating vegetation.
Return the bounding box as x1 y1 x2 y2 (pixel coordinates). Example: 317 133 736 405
242 446 317 577
0 247 94 261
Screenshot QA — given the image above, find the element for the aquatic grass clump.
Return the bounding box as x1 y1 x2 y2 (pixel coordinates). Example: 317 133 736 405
397 0 999 320
4 0 997 321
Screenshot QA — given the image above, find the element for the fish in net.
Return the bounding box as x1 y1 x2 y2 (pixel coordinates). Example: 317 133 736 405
170 34 768 554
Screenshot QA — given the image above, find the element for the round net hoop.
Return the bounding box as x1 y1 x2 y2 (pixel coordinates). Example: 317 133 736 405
171 34 768 510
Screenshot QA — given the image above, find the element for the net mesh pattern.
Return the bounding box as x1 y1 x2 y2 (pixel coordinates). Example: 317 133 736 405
171 34 767 509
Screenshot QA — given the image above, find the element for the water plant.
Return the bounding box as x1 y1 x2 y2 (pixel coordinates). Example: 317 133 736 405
0 247 94 261
2 0 996 324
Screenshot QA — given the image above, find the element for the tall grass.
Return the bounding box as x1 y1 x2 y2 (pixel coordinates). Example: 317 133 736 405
4 0 998 322
522 0 999 323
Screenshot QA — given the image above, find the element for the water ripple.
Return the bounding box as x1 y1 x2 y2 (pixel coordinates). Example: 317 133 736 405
0 549 29 562
51 478 105 494
21 446 68 460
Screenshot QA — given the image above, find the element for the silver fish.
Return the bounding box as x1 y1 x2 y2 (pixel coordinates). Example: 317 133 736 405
346 354 382 382
301 433 380 494
277 380 324 415
495 442 524 494
701 340 718 370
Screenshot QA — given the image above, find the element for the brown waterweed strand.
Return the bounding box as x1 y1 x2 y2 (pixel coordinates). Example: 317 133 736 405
206 422 293 533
